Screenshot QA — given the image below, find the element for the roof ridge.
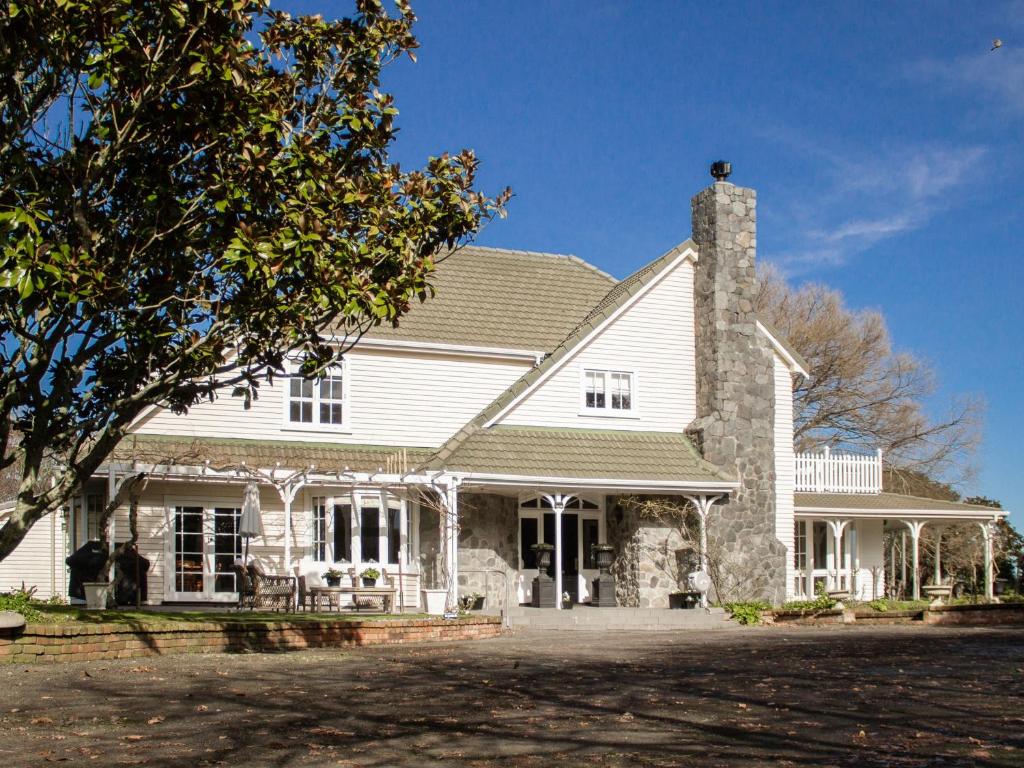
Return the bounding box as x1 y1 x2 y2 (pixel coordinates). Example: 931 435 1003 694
455 245 617 283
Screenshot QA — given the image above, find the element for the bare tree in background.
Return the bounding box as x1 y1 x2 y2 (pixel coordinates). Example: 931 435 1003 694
756 266 982 486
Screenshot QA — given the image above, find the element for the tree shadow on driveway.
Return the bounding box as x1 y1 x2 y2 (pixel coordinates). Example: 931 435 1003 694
0 625 1021 767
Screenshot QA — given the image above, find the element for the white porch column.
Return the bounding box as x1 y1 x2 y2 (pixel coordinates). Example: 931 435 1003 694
278 480 304 578
932 524 944 586
443 480 461 612
825 519 850 592
902 520 926 601
979 520 995 601
684 494 722 608
541 493 577 610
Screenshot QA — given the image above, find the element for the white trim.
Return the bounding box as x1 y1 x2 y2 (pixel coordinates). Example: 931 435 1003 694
579 367 638 417
482 249 696 428
756 320 810 378
281 359 348 432
458 471 737 493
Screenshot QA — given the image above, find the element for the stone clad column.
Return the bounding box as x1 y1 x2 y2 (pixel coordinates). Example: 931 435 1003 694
689 169 787 604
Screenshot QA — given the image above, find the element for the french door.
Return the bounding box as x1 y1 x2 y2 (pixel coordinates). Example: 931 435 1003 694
167 504 241 601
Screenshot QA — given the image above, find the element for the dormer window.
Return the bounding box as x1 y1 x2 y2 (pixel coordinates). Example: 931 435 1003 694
582 369 635 415
285 362 346 429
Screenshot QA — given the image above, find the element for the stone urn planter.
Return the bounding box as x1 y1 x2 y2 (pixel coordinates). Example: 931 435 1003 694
923 584 953 605
591 544 617 607
531 543 554 572
82 581 112 610
421 588 447 616
530 543 556 608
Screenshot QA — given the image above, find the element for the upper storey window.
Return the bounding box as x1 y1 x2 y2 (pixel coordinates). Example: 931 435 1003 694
286 363 346 429
582 369 634 415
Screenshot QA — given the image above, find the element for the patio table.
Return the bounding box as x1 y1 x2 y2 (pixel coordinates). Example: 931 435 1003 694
309 586 398 613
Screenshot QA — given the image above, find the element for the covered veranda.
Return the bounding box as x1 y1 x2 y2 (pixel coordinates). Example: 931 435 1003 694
794 492 1008 602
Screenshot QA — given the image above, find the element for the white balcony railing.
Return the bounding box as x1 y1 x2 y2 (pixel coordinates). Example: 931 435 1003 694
794 447 883 494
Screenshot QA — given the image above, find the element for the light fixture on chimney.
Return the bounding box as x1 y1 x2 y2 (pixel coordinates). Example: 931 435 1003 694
710 161 731 181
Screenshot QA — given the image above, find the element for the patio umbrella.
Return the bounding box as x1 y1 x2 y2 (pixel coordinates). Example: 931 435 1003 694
239 481 263 563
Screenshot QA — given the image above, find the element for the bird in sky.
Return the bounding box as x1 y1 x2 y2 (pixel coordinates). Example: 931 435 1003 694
991 38 1003 51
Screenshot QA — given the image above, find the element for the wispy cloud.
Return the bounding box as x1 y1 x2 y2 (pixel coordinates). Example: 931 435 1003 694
764 144 987 272
911 47 1024 116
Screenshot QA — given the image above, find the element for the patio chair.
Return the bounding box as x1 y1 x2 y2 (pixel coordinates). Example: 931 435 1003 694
297 571 325 612
236 561 296 612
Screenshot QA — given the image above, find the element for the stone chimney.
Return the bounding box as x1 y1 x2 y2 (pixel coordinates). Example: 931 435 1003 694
689 165 787 604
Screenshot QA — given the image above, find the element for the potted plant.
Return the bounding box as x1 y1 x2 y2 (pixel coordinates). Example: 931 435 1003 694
360 567 380 587
561 591 573 610
322 568 343 588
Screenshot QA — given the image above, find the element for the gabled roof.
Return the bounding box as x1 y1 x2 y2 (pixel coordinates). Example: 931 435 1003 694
419 242 722 485
361 246 616 352
426 426 735 484
435 240 697 449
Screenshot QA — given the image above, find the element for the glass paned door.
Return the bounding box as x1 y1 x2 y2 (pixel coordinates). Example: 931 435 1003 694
213 507 241 593
172 505 241 599
174 506 205 594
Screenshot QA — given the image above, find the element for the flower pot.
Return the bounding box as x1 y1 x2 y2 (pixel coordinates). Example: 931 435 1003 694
421 588 447 615
532 546 553 571
325 576 341 588
82 582 112 610
362 577 376 587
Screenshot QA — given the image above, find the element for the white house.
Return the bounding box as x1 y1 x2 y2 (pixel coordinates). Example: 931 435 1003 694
0 169 1007 610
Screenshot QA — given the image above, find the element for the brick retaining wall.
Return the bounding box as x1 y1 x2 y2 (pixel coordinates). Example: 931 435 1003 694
923 603 1024 626
0 616 502 664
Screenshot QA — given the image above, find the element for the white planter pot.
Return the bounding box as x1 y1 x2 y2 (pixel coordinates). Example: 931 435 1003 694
421 589 447 616
82 582 112 610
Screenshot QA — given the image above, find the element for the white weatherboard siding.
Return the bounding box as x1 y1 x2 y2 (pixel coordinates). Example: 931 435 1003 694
773 353 796 598
0 509 68 601
133 349 530 448
500 260 697 430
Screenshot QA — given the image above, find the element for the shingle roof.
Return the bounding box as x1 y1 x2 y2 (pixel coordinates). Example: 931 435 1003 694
112 434 432 473
361 246 616 351
795 492 1007 516
427 426 735 483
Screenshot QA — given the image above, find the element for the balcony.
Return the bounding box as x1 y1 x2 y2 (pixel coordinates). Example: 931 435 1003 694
794 447 883 494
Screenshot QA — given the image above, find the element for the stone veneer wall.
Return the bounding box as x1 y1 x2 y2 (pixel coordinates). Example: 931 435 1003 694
456 493 519 612
606 496 700 608
0 617 502 665
690 180 787 604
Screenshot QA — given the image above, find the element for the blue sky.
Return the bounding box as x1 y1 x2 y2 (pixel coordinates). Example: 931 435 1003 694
286 1 1022 522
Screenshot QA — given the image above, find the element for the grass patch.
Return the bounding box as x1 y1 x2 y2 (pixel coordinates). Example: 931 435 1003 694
32 604 427 626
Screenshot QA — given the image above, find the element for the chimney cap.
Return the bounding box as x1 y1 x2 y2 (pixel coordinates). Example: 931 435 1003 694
710 160 732 182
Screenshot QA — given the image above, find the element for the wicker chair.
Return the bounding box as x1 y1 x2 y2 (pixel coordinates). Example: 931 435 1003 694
234 561 295 612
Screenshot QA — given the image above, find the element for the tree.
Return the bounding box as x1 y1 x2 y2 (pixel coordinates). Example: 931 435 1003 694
756 267 981 485
0 0 509 560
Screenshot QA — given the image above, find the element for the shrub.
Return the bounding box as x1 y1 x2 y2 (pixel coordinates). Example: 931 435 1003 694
782 593 838 612
724 601 771 625
0 588 45 622
865 599 889 612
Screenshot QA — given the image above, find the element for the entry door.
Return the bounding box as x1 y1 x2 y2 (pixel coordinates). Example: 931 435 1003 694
543 512 580 603
168 505 241 601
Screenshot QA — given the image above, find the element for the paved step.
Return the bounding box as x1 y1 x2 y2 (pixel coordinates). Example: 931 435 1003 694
505 606 736 631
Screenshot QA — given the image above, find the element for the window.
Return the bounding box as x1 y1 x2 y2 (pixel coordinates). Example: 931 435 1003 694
582 369 634 414
311 497 327 561
360 506 380 563
387 507 401 565
582 519 599 569
520 517 538 569
813 521 827 570
286 364 345 428
333 503 352 563
212 507 241 593
794 521 807 571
